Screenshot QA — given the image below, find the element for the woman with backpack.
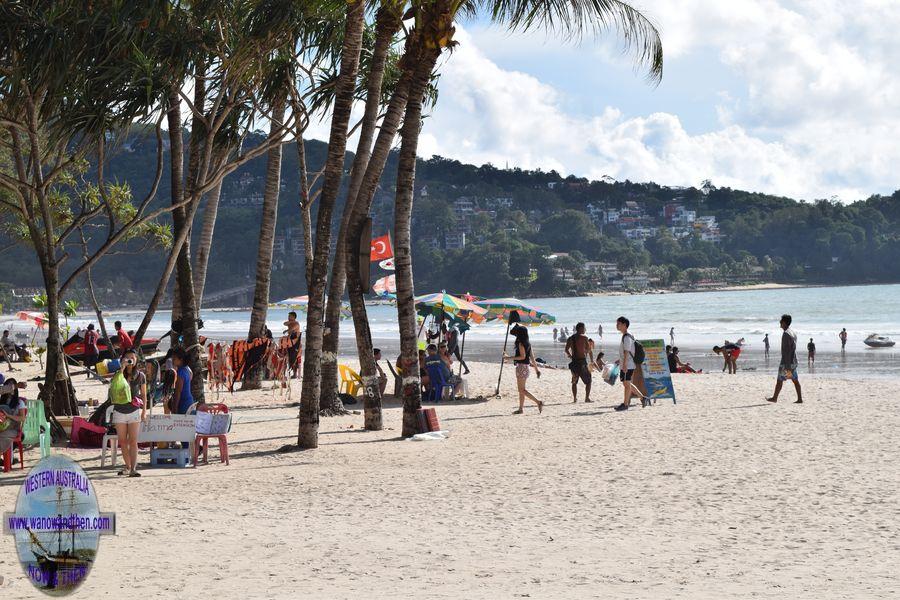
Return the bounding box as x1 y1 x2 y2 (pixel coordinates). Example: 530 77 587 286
615 316 648 411
503 324 543 414
110 351 146 477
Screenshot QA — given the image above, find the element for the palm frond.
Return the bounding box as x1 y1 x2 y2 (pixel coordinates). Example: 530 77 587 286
476 0 663 83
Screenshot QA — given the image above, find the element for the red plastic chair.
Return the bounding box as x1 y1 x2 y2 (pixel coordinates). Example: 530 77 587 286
2 408 26 473
192 403 230 466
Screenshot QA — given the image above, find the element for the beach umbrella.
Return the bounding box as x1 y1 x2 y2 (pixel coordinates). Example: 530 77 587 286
414 291 487 321
16 310 47 329
415 291 488 342
271 296 351 319
475 298 556 325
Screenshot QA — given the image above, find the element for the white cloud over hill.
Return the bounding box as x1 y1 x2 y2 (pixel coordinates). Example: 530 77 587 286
415 2 900 201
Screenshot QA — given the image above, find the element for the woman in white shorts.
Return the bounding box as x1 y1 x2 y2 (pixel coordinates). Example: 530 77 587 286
113 350 147 477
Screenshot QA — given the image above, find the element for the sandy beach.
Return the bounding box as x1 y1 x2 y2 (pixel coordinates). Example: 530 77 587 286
1 358 898 599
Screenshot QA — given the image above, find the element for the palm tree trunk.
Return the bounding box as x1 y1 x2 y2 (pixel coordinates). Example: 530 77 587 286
295 133 314 287
393 44 443 437
167 90 205 403
320 7 402 417
194 147 229 308
297 0 366 449
244 99 286 390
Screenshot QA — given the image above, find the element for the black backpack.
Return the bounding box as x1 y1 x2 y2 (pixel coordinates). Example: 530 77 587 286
625 334 645 365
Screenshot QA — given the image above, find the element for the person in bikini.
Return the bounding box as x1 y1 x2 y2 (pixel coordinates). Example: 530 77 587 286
565 322 594 403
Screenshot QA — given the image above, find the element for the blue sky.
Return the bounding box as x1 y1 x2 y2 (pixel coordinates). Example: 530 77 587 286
405 1 900 201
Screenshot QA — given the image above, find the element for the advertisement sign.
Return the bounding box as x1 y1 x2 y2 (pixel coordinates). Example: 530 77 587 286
638 338 676 404
3 455 115 595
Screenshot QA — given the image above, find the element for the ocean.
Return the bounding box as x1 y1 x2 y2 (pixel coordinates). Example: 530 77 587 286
6 283 899 376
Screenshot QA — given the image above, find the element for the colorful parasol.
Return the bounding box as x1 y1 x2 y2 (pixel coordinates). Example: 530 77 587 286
474 298 556 325
272 296 351 319
16 310 47 329
415 291 487 322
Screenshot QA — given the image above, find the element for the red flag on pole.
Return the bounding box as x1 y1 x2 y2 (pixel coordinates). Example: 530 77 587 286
370 234 393 261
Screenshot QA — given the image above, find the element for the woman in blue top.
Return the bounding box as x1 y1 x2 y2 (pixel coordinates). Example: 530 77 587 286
171 349 194 414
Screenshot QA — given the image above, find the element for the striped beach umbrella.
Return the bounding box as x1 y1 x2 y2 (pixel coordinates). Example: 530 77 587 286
414 291 488 322
474 298 556 325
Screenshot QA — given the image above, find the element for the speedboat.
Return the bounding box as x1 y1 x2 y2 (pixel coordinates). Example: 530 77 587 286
63 333 160 361
864 334 895 348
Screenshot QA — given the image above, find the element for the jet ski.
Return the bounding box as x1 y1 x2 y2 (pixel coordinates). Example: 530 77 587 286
864 334 896 348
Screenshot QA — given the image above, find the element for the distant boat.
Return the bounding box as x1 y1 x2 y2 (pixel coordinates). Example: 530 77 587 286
864 334 895 348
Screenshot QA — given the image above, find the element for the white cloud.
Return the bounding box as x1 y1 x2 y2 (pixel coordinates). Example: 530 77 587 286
414 3 900 201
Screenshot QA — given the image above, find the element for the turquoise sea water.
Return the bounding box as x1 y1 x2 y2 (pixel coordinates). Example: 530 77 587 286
4 283 898 376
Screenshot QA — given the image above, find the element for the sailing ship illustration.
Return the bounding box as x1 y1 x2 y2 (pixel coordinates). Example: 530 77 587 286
23 486 95 593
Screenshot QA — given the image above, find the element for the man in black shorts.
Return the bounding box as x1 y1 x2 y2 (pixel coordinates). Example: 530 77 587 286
565 322 594 403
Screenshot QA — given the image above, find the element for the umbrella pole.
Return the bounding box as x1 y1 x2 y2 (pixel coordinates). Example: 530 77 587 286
494 320 512 396
458 330 467 377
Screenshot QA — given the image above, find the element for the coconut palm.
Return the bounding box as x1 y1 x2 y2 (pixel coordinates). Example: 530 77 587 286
244 54 292 389
297 0 368 449
390 0 663 435
320 6 406 419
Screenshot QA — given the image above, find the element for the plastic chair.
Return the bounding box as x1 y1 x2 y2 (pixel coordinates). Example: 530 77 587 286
2 408 26 472
23 399 51 458
424 363 453 402
192 403 230 467
100 405 119 468
338 364 363 397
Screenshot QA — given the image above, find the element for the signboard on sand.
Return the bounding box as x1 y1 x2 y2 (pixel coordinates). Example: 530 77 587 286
638 339 676 404
138 415 197 443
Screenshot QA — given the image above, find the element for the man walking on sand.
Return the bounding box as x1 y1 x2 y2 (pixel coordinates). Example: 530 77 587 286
614 316 646 411
767 314 802 404
807 337 816 366
565 322 593 403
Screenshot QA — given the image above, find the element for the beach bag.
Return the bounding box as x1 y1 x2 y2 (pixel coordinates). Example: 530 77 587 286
108 372 132 406
70 417 106 448
601 363 620 386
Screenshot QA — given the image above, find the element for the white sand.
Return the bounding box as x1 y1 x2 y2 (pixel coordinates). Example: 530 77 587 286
1 360 899 599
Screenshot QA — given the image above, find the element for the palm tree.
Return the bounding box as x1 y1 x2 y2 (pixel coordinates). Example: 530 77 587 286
243 99 287 388
321 6 405 419
298 0 368 449
390 0 664 435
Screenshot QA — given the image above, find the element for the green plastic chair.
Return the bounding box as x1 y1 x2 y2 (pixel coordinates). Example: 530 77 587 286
24 399 51 458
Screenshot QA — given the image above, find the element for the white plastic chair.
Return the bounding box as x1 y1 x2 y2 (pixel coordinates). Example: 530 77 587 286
100 405 118 468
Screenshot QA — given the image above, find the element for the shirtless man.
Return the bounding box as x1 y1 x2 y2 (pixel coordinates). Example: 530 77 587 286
565 322 594 403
